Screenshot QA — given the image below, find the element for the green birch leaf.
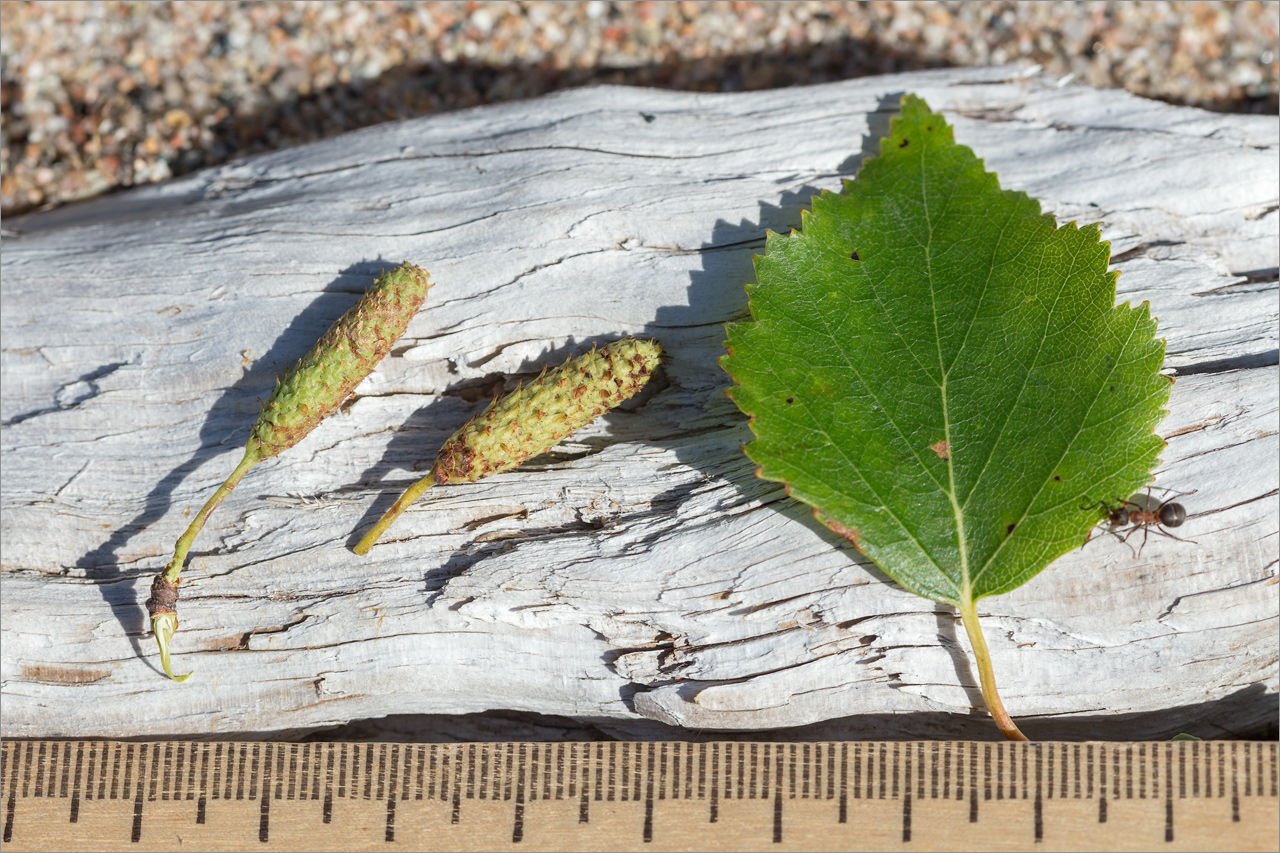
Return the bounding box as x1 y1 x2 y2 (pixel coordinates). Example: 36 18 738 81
720 95 1171 738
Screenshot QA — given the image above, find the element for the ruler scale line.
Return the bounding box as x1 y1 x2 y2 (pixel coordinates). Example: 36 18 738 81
1246 742 1253 797
257 744 271 844
643 743 654 844
195 744 208 823
1034 744 1043 843
85 743 98 804
452 745 465 823
903 743 913 843
801 743 809 800
968 742 977 821
129 746 146 844
33 743 47 800
528 742 539 803
167 742 180 803
385 744 400 843
595 743 604 804
3 741 21 843
147 743 160 809
709 743 719 822
577 744 589 824
660 742 670 802
635 742 644 804
740 742 748 801
60 737 72 799
511 744 526 844
892 743 900 803
838 743 847 823
773 744 783 844
1233 743 1240 822
323 744 335 824
69 743 84 823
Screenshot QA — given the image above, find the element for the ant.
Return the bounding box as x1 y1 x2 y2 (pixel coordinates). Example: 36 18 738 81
1086 487 1197 556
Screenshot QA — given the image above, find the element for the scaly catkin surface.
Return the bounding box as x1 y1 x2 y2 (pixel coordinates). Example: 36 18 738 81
434 338 663 485
251 262 431 458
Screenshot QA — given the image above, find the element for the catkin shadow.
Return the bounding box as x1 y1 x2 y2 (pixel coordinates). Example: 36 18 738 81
74 260 399 670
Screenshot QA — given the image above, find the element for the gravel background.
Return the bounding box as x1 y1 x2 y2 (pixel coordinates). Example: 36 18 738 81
2 1 1277 217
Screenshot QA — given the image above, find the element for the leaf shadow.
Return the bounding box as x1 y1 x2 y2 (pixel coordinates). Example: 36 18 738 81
633 94 907 577
73 259 399 674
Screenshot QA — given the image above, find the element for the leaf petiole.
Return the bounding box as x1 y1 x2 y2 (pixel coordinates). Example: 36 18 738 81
959 595 1029 742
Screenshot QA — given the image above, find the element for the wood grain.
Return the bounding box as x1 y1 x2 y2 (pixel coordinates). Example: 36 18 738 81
1 65 1276 740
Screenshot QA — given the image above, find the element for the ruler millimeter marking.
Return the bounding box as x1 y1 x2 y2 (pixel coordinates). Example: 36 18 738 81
2 740 1276 851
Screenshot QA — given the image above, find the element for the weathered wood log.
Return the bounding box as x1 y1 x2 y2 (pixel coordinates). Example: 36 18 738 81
2 65 1276 741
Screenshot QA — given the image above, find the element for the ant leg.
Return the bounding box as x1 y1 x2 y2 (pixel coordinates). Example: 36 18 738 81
1149 486 1199 501
1135 524 1151 557
1149 527 1199 546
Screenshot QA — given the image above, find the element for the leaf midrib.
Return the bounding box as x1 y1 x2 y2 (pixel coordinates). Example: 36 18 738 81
918 138 971 604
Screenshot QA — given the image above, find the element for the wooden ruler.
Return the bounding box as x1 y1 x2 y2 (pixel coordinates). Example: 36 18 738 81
2 740 1275 852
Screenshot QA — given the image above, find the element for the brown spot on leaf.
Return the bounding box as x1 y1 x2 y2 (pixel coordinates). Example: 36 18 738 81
820 513 863 552
930 440 950 460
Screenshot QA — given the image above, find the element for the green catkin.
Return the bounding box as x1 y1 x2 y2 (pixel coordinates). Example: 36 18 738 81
147 262 432 681
354 337 663 555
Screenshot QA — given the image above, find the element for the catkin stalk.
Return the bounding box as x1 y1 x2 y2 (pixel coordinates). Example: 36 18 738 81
148 262 431 681
354 337 663 554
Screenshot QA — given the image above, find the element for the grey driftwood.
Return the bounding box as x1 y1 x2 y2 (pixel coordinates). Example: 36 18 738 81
2 65 1276 741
